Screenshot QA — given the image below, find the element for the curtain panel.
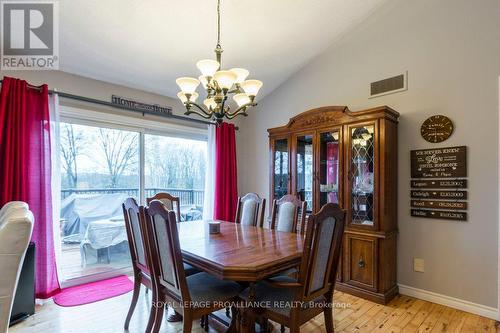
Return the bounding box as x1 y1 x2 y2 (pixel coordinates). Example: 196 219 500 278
214 122 238 222
0 77 60 298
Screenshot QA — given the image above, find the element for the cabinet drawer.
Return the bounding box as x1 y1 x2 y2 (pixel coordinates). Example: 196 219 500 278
344 234 377 291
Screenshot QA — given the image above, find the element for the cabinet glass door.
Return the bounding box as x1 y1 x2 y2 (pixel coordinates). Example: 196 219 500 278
319 131 341 208
296 134 314 212
350 125 375 226
273 138 289 199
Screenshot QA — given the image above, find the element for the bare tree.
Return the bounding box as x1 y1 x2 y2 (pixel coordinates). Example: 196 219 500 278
60 123 86 188
97 129 138 188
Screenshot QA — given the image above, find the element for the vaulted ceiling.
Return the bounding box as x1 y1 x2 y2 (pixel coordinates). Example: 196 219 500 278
59 0 389 98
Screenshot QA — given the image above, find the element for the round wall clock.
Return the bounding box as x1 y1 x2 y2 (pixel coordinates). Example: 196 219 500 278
420 115 454 143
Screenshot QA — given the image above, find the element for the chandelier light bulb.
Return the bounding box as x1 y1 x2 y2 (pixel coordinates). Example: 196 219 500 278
233 93 251 107
213 70 237 90
240 79 263 97
362 133 372 141
177 91 199 103
176 77 200 94
203 98 217 110
196 59 220 77
230 68 250 84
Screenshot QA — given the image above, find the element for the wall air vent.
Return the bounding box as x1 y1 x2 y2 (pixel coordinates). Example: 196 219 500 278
369 72 407 98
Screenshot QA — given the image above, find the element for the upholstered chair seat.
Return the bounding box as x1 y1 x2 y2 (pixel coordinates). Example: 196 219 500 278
183 263 200 277
179 272 242 304
240 276 324 316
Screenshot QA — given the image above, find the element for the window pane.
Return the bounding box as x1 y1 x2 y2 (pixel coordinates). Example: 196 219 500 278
144 134 207 221
273 139 289 199
350 125 375 226
59 122 139 280
319 131 340 206
296 134 313 212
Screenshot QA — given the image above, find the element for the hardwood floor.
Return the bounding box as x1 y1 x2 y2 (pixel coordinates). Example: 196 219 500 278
10 289 499 333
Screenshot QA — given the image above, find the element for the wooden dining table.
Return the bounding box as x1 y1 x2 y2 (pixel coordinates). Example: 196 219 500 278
177 220 304 332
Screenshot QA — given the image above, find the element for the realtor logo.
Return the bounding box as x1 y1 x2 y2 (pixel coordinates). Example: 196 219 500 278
1 0 59 70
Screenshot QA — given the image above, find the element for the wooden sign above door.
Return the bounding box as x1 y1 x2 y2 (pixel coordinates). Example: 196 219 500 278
411 146 467 178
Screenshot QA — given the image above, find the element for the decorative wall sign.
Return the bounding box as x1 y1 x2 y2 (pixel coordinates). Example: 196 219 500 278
411 200 467 210
420 115 454 143
411 146 466 178
410 179 467 189
411 190 467 200
111 95 173 115
411 209 467 221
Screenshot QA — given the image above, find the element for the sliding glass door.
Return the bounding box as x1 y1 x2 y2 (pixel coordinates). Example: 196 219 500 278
58 122 139 282
58 120 207 285
144 134 207 220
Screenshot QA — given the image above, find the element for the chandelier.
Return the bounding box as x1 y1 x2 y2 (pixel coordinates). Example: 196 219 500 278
175 0 263 124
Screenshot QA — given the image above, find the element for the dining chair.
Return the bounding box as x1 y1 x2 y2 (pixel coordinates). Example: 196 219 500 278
122 198 151 329
234 193 266 227
240 203 346 333
122 198 199 328
147 192 182 223
142 200 242 333
270 194 307 233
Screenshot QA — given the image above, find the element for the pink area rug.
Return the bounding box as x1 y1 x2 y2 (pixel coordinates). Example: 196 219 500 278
53 275 134 307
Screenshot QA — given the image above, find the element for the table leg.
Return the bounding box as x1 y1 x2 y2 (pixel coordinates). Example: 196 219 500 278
239 282 256 333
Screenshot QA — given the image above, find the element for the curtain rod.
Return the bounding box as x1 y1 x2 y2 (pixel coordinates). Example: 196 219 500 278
0 79 220 127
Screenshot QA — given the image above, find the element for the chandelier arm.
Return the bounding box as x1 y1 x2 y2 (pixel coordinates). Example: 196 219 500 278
226 102 257 117
226 110 248 120
184 103 213 119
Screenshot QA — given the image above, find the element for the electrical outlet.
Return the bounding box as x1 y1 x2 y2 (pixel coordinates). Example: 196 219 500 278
414 258 425 273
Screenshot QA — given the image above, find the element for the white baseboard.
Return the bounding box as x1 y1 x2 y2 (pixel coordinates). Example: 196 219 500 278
398 284 499 320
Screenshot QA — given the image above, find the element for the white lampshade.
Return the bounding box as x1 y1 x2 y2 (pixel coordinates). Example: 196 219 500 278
233 93 251 107
203 98 217 110
230 68 249 84
240 79 263 96
177 92 199 103
199 75 209 89
196 59 220 77
176 77 200 94
213 70 237 90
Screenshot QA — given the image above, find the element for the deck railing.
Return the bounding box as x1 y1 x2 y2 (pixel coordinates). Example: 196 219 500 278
61 188 204 206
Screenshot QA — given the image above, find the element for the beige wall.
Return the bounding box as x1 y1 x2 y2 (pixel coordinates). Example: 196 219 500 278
0 70 203 128
237 0 500 307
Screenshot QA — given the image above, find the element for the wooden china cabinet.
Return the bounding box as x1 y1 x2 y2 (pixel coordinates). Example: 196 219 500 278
268 105 399 304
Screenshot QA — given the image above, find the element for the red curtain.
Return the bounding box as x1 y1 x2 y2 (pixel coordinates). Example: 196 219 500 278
214 122 238 222
0 77 60 298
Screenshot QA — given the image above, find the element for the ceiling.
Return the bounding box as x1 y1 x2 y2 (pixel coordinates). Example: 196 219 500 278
59 0 388 99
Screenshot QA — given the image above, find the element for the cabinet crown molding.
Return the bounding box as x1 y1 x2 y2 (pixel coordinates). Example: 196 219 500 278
268 105 399 136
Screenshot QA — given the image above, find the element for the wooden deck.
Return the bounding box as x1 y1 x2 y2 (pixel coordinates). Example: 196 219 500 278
10 287 499 332
60 243 132 280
